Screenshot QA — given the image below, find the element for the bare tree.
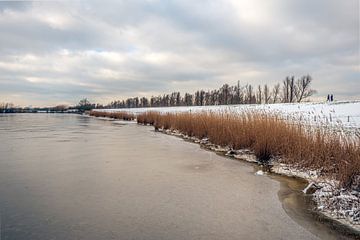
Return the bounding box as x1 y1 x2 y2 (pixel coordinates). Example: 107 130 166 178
184 93 193 106
140 97 149 107
78 98 93 111
263 84 271 104
289 76 296 103
245 84 254 104
295 75 317 102
282 77 290 103
256 85 262 104
272 83 280 103
282 76 296 103
0 102 15 113
220 84 230 105
176 92 181 106
234 81 244 104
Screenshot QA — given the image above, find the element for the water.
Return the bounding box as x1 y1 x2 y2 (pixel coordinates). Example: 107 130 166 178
0 114 357 240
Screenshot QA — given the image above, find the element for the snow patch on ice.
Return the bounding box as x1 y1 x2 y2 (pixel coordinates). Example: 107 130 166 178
255 170 265 176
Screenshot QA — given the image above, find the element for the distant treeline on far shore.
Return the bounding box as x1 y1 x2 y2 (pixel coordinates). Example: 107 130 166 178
1 75 316 113
0 103 81 114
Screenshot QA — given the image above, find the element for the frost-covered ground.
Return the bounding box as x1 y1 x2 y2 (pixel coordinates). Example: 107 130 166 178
272 163 360 230
101 100 360 130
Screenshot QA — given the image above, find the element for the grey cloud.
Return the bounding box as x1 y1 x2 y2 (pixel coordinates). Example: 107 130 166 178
0 1 32 12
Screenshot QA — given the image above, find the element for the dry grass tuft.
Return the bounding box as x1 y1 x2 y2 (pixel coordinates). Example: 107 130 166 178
137 111 360 189
89 110 135 121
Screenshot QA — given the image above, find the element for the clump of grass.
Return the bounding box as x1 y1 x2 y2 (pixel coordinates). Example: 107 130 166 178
137 111 159 126
137 111 360 189
89 111 135 121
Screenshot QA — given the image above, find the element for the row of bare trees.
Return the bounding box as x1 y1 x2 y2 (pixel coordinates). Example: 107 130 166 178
0 102 15 113
106 75 316 109
282 75 317 103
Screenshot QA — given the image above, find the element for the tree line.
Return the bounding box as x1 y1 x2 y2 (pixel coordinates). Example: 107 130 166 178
0 75 317 112
106 75 316 109
0 102 17 113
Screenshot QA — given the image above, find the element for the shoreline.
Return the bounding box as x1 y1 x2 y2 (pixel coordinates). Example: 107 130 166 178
88 113 360 236
156 127 360 235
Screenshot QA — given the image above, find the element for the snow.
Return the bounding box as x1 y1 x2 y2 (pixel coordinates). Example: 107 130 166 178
303 182 316 194
100 100 360 129
314 183 360 227
272 163 360 228
272 163 320 181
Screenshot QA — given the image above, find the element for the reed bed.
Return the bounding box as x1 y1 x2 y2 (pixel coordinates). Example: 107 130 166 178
89 110 135 121
137 111 360 189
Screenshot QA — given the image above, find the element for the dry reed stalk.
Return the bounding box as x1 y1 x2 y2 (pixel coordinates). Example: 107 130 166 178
89 110 135 121
137 111 360 189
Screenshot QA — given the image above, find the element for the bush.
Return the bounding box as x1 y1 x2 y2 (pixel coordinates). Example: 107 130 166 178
89 111 135 121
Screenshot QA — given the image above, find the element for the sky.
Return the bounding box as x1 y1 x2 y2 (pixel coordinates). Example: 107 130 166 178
0 0 359 107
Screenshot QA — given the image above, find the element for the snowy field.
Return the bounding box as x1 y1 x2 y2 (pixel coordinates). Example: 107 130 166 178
101 100 360 130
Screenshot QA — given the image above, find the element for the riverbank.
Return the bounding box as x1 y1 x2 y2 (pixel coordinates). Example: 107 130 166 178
89 110 360 234
156 127 360 234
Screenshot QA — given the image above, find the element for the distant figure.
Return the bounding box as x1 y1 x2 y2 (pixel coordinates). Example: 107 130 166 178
327 94 330 102
330 94 334 102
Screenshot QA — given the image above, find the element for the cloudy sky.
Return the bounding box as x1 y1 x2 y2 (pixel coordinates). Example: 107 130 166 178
0 0 359 107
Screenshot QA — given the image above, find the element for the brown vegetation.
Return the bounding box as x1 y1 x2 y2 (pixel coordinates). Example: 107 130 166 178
137 111 360 189
89 110 135 121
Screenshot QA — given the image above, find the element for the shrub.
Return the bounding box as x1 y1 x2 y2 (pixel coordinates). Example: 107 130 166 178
89 111 135 121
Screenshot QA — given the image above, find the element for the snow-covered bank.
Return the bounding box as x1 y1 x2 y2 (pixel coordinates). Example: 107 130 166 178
101 100 360 130
272 164 360 231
